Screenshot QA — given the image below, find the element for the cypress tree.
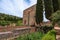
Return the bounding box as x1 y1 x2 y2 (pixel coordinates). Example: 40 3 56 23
58 0 60 10
44 0 53 20
52 0 59 12
36 0 43 25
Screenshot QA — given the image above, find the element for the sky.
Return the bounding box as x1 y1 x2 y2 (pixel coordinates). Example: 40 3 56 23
0 0 37 17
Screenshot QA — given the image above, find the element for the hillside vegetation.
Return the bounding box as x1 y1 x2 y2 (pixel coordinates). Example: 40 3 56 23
0 13 23 26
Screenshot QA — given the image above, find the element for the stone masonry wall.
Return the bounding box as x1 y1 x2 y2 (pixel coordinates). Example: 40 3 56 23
23 5 36 26
0 27 35 40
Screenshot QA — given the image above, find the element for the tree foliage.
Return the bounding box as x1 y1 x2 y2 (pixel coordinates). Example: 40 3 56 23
51 10 60 26
36 0 43 25
0 13 22 26
52 0 59 12
44 0 53 20
36 0 60 25
58 0 60 10
42 30 56 40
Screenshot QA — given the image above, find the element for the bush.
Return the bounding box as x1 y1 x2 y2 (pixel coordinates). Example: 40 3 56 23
35 25 53 33
16 20 23 26
41 25 53 33
42 30 56 40
51 10 60 26
17 32 44 40
0 13 22 26
16 30 55 40
0 21 10 26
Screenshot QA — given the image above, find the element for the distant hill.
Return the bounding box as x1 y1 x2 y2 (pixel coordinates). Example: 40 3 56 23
0 13 23 26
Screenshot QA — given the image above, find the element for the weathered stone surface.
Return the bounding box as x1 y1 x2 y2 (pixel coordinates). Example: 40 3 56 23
0 27 35 40
54 27 60 40
23 5 36 26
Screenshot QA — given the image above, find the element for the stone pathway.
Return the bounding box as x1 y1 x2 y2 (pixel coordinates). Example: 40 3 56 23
54 27 60 40
56 35 60 40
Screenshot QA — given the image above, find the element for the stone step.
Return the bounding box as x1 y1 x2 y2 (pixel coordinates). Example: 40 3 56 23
56 35 60 40
54 27 60 35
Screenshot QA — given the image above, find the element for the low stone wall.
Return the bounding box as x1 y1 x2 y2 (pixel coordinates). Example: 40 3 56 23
0 27 35 40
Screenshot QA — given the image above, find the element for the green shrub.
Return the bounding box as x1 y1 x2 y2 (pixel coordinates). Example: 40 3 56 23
0 13 22 26
51 10 60 26
41 25 53 33
36 25 53 33
42 30 56 40
16 20 23 26
0 21 9 26
16 30 55 40
17 32 44 40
